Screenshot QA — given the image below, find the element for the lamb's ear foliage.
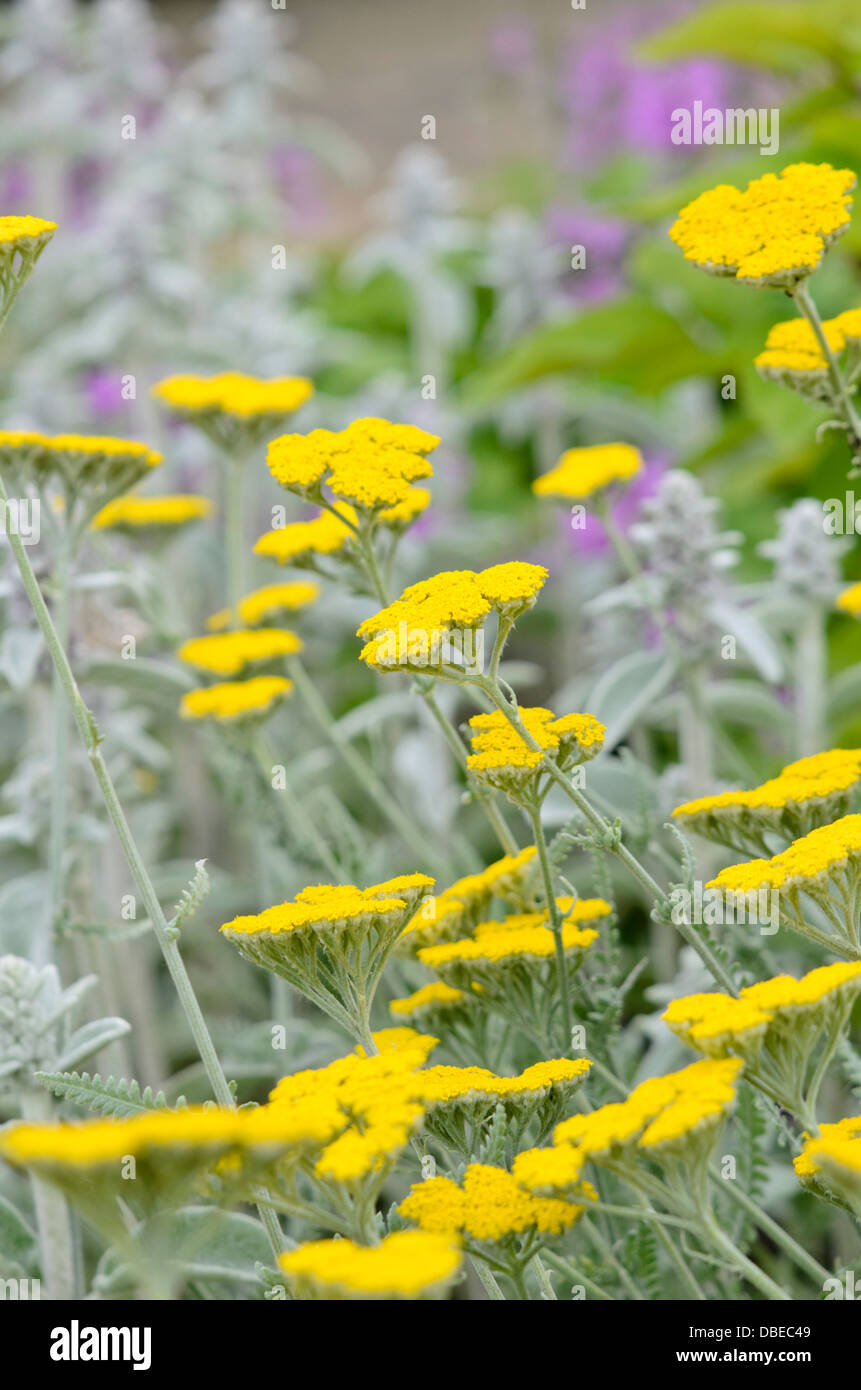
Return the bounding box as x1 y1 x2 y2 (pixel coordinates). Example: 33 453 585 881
35 1070 186 1118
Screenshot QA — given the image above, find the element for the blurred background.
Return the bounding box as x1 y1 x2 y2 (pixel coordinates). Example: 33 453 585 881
2 0 861 1104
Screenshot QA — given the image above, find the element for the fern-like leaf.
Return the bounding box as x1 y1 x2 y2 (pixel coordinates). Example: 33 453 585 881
35 1070 185 1117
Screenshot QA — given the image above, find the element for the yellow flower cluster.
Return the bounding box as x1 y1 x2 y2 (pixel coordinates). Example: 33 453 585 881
418 914 601 975
794 1116 861 1205
669 162 856 287
0 1103 337 1174
267 417 439 513
268 1041 435 1183
206 580 319 630
0 215 57 248
152 372 313 420
514 1058 744 1196
177 628 302 677
672 749 861 846
663 962 861 1058
92 494 213 530
223 875 433 942
400 846 537 948
180 675 293 724
254 504 356 567
401 1163 582 1243
532 443 643 501
417 1057 591 1110
0 430 161 472
390 981 465 1022
707 813 861 896
279 1230 461 1300
357 563 548 672
465 707 605 793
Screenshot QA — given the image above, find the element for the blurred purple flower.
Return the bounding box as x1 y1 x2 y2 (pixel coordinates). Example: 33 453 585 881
271 146 326 229
565 455 665 555
0 162 30 208
83 369 126 418
489 18 535 76
545 204 629 304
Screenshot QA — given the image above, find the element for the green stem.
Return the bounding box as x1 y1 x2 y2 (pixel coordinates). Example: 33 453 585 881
287 654 443 873
224 457 246 614
252 731 342 880
794 600 827 757
715 1174 833 1288
793 280 861 461
0 473 283 1261
526 799 572 1050
45 525 73 965
20 1088 75 1300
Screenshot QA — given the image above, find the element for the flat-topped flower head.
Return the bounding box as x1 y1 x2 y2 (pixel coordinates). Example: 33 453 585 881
755 308 861 402
180 675 293 725
221 874 434 1039
0 1105 322 1237
206 580 319 631
177 628 302 677
0 216 56 322
92 494 212 534
279 1230 461 1301
401 1163 582 1247
0 430 162 522
669 163 856 288
465 706 604 802
390 981 466 1028
253 504 357 569
418 917 598 980
706 814 861 957
399 846 537 950
672 749 861 852
415 1057 592 1153
794 1115 861 1211
357 563 548 676
152 372 313 455
266 416 439 518
516 1058 744 1200
663 963 861 1118
533 443 642 502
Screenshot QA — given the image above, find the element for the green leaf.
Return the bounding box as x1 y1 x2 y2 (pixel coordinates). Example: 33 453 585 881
638 2 857 75
585 651 678 750
35 1070 182 1117
0 626 44 690
80 657 195 699
461 298 720 402
0 1192 37 1270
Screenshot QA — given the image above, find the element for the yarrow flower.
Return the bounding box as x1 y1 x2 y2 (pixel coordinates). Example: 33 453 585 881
755 308 861 402
794 1116 861 1213
465 706 605 803
669 162 856 288
266 417 439 516
221 875 434 1040
0 431 161 523
400 1162 583 1248
0 1105 322 1239
672 749 861 853
91 494 213 533
836 580 861 617
357 563 548 676
532 443 642 501
152 372 314 454
180 675 293 725
278 1230 461 1300
706 814 861 957
663 962 861 1123
206 580 319 631
399 847 537 949
176 628 303 677
416 1057 592 1153
0 215 56 324
254 504 357 572
514 1058 744 1205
